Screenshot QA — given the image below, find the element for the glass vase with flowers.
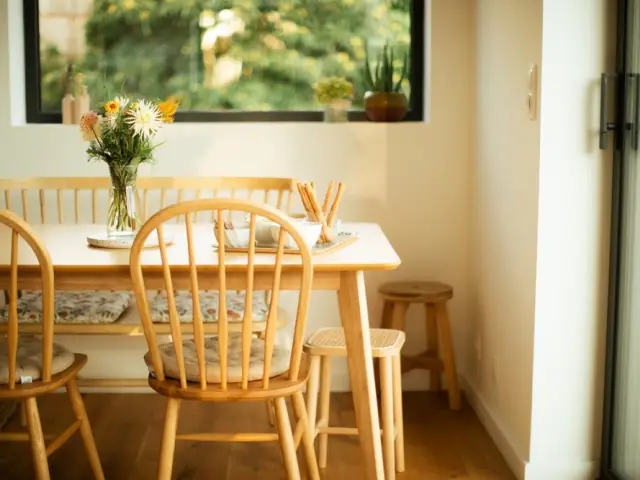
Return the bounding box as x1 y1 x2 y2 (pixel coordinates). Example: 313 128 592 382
80 95 178 237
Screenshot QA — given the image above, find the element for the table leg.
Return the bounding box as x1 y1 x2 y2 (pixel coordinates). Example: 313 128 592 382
338 271 385 480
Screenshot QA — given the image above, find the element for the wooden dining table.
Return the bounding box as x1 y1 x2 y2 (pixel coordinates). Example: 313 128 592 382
0 222 400 480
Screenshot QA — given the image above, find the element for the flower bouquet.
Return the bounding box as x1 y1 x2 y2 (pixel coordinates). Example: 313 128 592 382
80 96 178 237
314 77 354 123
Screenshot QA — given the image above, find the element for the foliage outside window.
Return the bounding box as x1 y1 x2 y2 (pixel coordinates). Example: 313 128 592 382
26 0 424 122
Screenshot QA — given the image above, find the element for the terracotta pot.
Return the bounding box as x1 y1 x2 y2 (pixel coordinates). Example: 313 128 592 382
364 92 408 122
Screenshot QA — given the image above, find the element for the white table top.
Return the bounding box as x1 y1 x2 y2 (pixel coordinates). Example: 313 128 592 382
0 223 400 273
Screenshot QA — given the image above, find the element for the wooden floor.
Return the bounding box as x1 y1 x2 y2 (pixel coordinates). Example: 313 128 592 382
0 392 514 480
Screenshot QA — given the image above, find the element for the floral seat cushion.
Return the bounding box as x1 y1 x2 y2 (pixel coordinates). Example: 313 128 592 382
149 290 270 323
145 334 290 384
0 337 76 384
1 291 131 325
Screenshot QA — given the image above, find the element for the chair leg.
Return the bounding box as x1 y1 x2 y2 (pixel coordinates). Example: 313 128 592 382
20 403 27 427
380 357 396 480
158 397 181 480
292 391 321 480
317 356 332 468
305 355 321 440
66 378 105 480
435 302 461 410
266 400 276 426
23 397 50 480
392 354 405 472
274 397 301 480
425 303 441 391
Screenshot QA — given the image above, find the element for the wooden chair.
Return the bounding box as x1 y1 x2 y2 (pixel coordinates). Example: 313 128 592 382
130 198 320 480
0 209 104 480
379 280 461 410
303 328 405 479
0 177 297 390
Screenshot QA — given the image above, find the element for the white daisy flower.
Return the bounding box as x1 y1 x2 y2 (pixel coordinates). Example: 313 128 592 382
115 96 130 109
125 99 162 139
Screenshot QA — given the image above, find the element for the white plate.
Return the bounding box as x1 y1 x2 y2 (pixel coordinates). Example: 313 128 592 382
86 232 173 249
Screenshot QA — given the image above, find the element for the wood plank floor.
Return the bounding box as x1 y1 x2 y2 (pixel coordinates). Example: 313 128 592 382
0 392 514 480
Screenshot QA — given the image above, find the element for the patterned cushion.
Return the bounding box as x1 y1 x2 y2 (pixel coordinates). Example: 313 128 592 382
0 337 76 384
0 291 131 325
145 334 290 384
149 290 270 323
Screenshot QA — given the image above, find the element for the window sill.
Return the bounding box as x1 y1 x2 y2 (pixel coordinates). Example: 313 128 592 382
24 110 423 124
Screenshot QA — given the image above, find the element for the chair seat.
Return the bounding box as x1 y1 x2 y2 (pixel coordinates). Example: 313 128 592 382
149 290 270 323
0 290 131 325
145 334 291 384
304 328 405 358
0 337 76 385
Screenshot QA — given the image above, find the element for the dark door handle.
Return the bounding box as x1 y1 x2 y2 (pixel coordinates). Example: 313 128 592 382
601 73 618 150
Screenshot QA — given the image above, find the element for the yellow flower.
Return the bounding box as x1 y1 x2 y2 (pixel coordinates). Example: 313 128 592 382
158 97 179 123
104 100 120 114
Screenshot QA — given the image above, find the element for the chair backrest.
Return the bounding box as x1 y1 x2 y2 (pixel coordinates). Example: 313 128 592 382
0 177 297 224
130 199 313 391
0 210 55 389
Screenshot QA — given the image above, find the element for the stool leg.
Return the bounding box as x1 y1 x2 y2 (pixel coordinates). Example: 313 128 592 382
392 354 405 472
306 356 321 440
376 300 395 391
380 300 394 328
380 356 395 480
390 301 408 331
425 303 441 391
390 302 409 375
435 302 461 410
317 356 332 468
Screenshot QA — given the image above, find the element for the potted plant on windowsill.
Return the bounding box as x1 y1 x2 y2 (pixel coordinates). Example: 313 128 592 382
314 77 354 123
363 42 409 122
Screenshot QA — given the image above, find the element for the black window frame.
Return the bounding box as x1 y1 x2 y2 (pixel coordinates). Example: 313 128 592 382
23 0 425 124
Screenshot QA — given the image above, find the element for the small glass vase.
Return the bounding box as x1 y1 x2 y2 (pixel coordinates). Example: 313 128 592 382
323 99 351 123
107 165 142 238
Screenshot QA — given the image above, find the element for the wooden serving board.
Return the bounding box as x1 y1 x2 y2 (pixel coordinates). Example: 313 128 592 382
225 232 358 255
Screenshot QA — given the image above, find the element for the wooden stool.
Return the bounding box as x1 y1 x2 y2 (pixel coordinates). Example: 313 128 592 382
379 281 461 411
303 328 405 480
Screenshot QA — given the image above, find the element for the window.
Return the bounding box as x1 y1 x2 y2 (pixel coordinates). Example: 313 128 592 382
23 0 425 123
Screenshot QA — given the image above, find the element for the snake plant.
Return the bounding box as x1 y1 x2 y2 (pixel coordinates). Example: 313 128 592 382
363 42 409 94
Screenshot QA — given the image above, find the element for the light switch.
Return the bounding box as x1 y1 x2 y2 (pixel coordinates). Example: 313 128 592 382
527 63 538 120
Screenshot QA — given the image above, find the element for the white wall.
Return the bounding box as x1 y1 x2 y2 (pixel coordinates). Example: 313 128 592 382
527 0 615 478
468 1 615 479
467 0 542 476
0 0 474 391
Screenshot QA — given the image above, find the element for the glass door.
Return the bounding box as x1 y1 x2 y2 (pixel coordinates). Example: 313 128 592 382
602 0 640 478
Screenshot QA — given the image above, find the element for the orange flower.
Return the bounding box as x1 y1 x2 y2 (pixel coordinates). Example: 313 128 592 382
79 111 101 142
158 97 179 123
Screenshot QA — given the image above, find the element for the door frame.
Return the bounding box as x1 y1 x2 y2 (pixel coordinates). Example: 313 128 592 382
601 0 632 478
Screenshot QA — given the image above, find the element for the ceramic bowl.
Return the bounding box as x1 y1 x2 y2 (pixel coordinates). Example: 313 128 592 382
217 227 252 248
268 220 322 249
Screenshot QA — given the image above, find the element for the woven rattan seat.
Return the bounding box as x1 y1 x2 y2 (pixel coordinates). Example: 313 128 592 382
304 328 405 358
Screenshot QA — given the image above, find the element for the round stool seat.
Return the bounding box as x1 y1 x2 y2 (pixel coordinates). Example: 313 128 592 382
379 281 453 303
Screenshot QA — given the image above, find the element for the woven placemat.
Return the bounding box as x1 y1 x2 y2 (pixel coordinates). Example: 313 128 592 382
0 400 17 430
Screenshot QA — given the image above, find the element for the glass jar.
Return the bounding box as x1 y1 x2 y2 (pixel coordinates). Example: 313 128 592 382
323 99 351 123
